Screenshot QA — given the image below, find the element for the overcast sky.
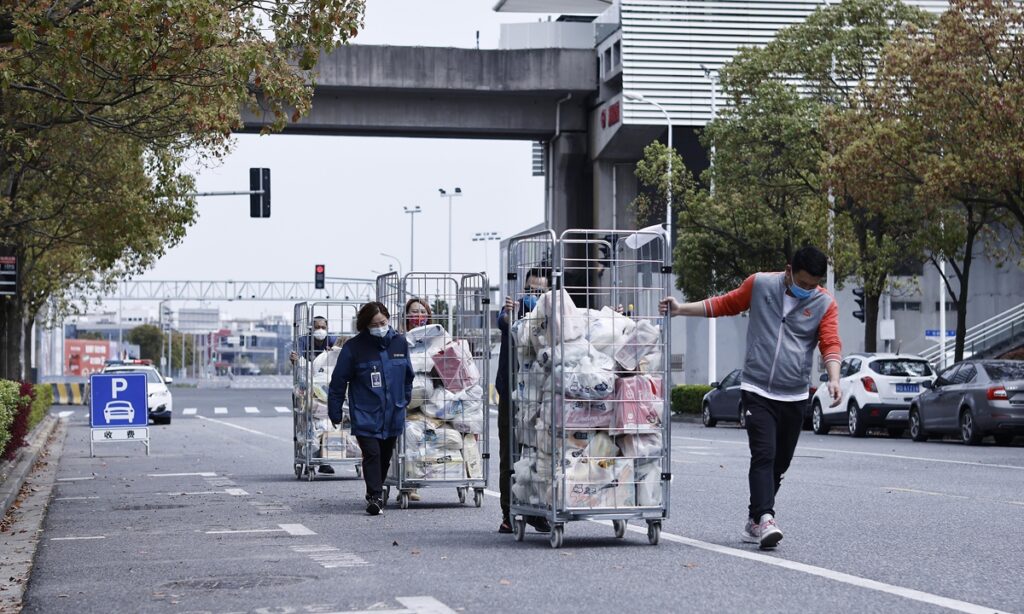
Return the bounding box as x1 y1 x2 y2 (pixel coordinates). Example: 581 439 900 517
130 1 557 321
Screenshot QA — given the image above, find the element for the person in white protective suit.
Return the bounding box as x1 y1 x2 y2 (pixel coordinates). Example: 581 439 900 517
293 315 340 474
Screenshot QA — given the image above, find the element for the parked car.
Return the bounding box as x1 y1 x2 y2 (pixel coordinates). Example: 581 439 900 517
701 369 815 429
909 359 1024 445
811 353 935 438
102 365 173 424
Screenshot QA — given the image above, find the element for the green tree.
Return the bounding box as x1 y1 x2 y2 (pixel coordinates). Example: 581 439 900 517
127 324 164 363
0 0 366 379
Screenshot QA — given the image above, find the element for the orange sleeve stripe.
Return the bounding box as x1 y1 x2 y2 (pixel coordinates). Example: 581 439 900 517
705 274 756 317
818 298 842 361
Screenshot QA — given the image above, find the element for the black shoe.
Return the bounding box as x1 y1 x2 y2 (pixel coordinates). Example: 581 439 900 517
318 464 335 474
526 516 551 533
365 496 383 516
498 517 513 534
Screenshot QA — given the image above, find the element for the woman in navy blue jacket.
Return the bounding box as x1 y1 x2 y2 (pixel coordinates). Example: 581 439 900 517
328 302 414 516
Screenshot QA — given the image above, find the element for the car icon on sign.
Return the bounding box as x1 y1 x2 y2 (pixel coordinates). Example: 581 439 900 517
103 400 135 424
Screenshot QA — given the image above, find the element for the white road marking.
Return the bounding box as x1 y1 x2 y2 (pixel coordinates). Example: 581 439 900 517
54 496 100 501
482 489 1007 614
291 545 370 569
672 435 1024 471
1010 501 1024 507
681 451 723 457
279 523 316 536
57 476 95 482
182 408 197 416
205 528 282 535
395 596 458 614
148 472 217 477
883 487 969 500
275 406 290 413
158 491 224 496
58 410 75 418
225 488 249 496
214 407 228 415
244 406 260 414
51 536 106 541
196 415 289 441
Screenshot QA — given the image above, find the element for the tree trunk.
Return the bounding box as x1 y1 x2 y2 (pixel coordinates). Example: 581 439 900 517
22 316 33 383
0 296 24 381
954 234 975 363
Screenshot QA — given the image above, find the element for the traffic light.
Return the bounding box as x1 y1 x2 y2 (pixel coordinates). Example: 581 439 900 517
249 168 271 218
852 287 865 323
315 264 325 289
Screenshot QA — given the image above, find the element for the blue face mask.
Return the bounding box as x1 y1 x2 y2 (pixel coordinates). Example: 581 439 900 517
788 274 814 300
521 295 538 312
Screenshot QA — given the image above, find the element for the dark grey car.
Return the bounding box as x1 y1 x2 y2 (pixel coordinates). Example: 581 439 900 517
909 359 1024 445
702 369 745 427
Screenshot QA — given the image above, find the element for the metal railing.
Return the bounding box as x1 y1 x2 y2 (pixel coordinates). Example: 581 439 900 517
919 302 1024 365
89 279 376 302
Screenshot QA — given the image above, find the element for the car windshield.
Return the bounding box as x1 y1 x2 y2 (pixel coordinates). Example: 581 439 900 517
982 362 1024 382
869 359 933 377
108 368 162 384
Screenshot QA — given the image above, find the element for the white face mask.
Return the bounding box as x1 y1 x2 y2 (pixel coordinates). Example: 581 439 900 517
369 325 389 338
312 329 328 341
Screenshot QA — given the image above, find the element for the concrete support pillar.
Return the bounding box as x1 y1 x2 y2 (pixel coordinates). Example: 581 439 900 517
547 131 592 236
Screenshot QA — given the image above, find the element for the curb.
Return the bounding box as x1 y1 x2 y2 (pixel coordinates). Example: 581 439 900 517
0 414 60 518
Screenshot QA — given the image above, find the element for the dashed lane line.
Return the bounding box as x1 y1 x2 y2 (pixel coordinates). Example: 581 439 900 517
275 406 291 413
214 407 228 415
148 472 217 477
196 415 289 441
245 406 260 414
51 536 105 541
225 488 249 496
56 476 95 482
481 490 1008 614
182 408 197 416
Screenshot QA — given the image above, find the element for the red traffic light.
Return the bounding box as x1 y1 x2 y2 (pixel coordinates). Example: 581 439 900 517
315 265 325 273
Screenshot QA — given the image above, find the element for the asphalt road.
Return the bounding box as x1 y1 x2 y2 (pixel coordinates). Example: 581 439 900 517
17 389 1024 613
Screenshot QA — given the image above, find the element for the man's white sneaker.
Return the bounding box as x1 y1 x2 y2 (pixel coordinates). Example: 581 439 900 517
758 514 783 549
741 518 760 544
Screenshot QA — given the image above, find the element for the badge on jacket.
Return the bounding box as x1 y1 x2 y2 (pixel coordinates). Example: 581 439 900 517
371 368 382 388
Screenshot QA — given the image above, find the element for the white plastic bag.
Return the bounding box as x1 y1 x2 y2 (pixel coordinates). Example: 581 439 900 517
635 459 663 506
618 433 662 458
448 385 485 434
406 324 452 354
406 452 466 480
561 353 616 400
409 374 434 409
463 434 483 479
586 307 637 355
528 289 583 351
615 319 662 372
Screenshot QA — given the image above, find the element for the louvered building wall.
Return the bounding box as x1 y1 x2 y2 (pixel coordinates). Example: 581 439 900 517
618 0 949 125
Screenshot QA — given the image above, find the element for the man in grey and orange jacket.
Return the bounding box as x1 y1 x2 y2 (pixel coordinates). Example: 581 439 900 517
661 246 842 549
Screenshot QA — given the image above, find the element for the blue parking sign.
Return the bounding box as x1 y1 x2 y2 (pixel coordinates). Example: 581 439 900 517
90 373 149 428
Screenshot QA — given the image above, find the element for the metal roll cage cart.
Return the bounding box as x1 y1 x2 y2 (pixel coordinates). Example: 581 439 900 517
376 271 491 509
291 300 364 481
506 228 672 548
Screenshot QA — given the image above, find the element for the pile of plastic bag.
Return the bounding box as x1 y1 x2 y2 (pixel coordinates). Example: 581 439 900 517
308 348 361 460
510 290 665 509
403 324 485 481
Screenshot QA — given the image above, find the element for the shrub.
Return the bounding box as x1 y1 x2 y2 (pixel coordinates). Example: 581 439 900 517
671 384 713 415
2 382 35 460
0 380 25 458
30 384 53 431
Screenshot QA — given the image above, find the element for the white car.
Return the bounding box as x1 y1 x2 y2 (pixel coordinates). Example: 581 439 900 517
811 353 936 438
102 365 173 425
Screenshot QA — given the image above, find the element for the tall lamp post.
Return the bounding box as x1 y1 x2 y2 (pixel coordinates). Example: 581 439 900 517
403 206 421 270
380 252 402 279
438 187 462 271
622 92 672 244
700 64 719 384
471 232 501 279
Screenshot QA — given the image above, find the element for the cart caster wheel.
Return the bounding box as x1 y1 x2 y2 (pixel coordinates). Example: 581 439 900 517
474 489 484 508
647 521 661 545
294 464 303 479
306 467 315 482
613 519 627 539
457 487 467 504
513 517 527 542
399 492 410 510
383 486 390 506
549 524 564 549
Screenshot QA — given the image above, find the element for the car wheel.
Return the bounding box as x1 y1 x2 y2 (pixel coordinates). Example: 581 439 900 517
887 428 904 439
738 404 746 429
702 403 717 428
909 408 928 442
848 400 867 438
993 434 1014 446
812 402 830 435
960 409 983 445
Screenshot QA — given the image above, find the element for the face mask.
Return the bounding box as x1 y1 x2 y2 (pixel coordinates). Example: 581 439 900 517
407 315 428 329
369 325 389 338
521 295 538 312
788 274 814 300
312 329 328 341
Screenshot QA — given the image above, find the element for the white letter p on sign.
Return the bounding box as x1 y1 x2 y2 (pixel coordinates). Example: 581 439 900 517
111 378 128 398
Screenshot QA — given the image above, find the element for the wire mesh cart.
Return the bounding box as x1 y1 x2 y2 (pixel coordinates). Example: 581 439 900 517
506 228 672 548
292 300 364 481
376 271 491 509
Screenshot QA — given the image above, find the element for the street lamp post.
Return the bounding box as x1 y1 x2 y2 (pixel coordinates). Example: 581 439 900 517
700 65 719 384
438 187 462 271
471 232 501 279
622 92 672 244
403 206 421 270
380 252 402 279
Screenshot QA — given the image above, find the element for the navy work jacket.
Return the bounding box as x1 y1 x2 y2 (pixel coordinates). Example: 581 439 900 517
328 328 414 439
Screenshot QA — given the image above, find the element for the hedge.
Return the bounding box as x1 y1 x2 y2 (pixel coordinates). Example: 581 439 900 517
671 384 714 415
0 381 54 461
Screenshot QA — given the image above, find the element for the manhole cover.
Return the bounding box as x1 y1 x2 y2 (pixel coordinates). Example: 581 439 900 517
115 504 188 511
162 575 309 590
